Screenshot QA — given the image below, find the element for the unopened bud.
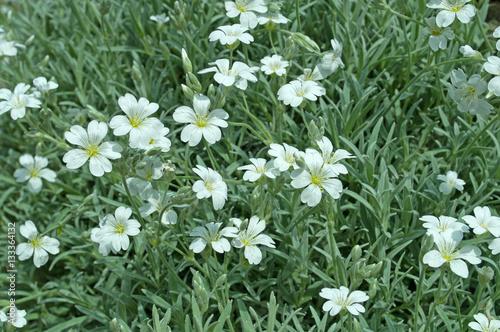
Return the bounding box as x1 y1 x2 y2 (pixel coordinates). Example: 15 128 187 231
308 119 322 142
478 266 494 286
160 43 171 59
420 234 435 262
132 61 142 84
351 245 362 262
268 2 281 11
181 48 192 73
186 72 202 93
291 32 320 53
146 147 163 156
25 35 35 46
87 105 108 122
352 318 361 332
368 278 378 298
110 318 121 332
99 0 111 15
181 84 194 100
283 37 296 61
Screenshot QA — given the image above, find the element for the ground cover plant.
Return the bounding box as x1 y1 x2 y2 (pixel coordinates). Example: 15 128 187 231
0 0 499 330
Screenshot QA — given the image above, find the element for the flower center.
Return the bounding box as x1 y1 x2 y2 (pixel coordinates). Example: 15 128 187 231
270 64 280 70
195 114 209 127
29 169 39 178
12 95 25 109
148 138 155 145
437 224 448 231
311 173 324 186
285 154 295 163
86 143 100 158
29 235 43 249
335 297 352 308
431 29 442 36
255 166 267 173
236 0 248 12
460 85 477 100
447 182 454 187
129 115 145 127
297 90 306 97
114 223 126 234
205 181 214 191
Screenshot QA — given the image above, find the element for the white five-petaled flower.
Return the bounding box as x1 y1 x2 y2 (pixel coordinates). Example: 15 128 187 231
0 39 20 57
237 158 278 182
427 0 476 27
139 124 171 152
4 307 27 328
109 93 163 148
150 13 170 25
494 26 500 51
198 59 258 90
447 68 492 115
422 229 481 278
173 94 229 146
16 220 60 268
423 17 454 52
268 143 300 171
462 206 500 237
420 215 469 236
489 238 500 255
92 207 141 252
459 45 481 58
189 222 238 253
319 38 344 76
257 11 290 26
192 165 228 210
297 66 327 82
483 56 500 96
139 189 178 225
277 80 326 107
231 216 275 265
209 24 254 45
63 120 123 177
14 154 56 193
260 55 289 76
0 83 41 120
126 156 164 198
316 136 355 175
91 216 117 256
437 170 465 195
320 286 369 316
33 77 58 94
468 313 500 331
291 150 342 207
225 0 267 29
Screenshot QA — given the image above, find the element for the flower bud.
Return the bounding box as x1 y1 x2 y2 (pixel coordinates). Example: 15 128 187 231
110 318 121 332
87 105 108 122
99 0 111 15
351 245 362 262
283 37 296 61
419 234 435 263
268 2 281 12
478 266 494 286
207 84 215 99
186 72 202 93
181 48 192 73
352 317 361 332
25 35 35 46
181 84 194 100
368 278 378 298
291 32 320 53
160 43 171 59
132 61 142 84
308 119 322 142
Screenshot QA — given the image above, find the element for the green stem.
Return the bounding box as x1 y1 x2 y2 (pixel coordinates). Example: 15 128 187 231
204 140 221 172
228 121 267 142
299 105 309 131
269 30 278 55
474 0 494 54
423 267 445 331
452 285 463 330
184 31 210 62
121 174 146 230
233 91 272 142
413 265 427 332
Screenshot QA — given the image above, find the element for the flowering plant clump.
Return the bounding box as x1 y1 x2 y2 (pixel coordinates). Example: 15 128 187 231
3 0 500 330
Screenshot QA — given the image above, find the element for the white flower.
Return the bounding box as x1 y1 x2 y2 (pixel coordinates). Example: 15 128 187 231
63 120 123 177
150 13 169 25
268 143 300 171
468 313 500 331
6 307 27 328
225 0 268 29
297 66 327 82
173 94 229 146
109 93 163 148
494 26 500 51
320 286 369 316
483 56 500 96
126 156 164 198
462 206 500 237
139 124 171 152
257 12 289 26
423 17 454 52
0 310 6 322
459 45 481 58
189 222 238 253
316 136 355 175
139 189 178 225
260 55 289 76
422 229 481 278
209 24 254 45
319 39 344 76
192 165 228 210
14 154 56 193
237 158 278 182
277 80 325 107
16 220 60 268
92 207 141 252
437 170 465 195
489 238 500 255
427 0 476 27
291 150 342 207
447 68 492 115
231 216 275 265
0 83 41 120
33 77 58 94
419 215 468 236
91 216 117 256
198 59 258 89
0 40 19 57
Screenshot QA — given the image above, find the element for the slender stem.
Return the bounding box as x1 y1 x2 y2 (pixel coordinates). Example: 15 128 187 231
384 6 426 27
300 106 309 131
269 30 277 55
423 267 445 331
295 0 301 32
212 250 225 306
204 140 221 172
474 0 494 54
259 180 265 219
413 265 426 332
228 121 267 142
184 31 210 62
233 90 272 142
121 174 146 230
156 247 190 289
452 285 463 330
